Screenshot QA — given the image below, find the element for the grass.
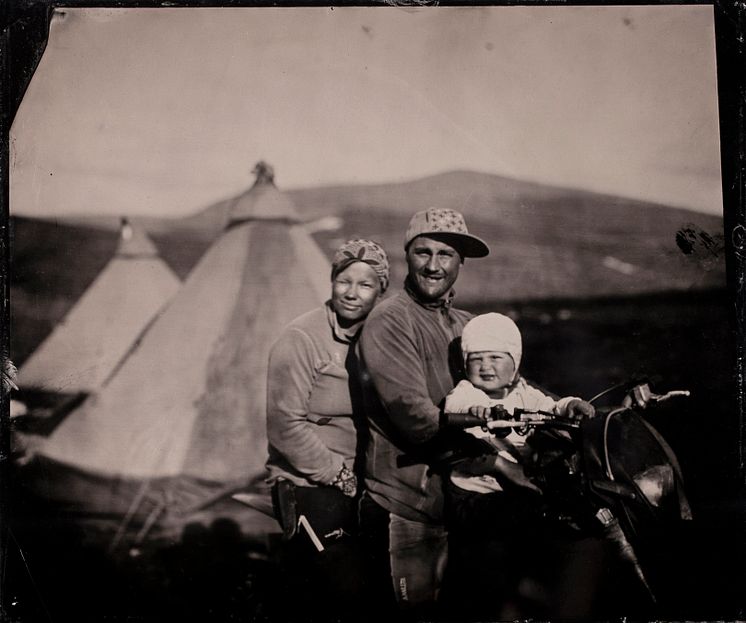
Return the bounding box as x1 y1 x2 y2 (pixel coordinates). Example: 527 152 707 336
6 288 742 622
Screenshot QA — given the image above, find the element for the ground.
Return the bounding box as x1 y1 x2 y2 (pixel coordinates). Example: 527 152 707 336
4 289 744 622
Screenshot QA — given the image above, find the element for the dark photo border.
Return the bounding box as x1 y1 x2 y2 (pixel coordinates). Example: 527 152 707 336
1 2 743 620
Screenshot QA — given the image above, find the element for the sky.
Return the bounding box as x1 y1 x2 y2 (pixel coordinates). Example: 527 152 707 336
10 6 723 218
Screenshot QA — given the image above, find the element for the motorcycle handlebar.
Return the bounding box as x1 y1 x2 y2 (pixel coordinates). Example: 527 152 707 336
625 384 691 409
442 412 579 430
441 383 691 432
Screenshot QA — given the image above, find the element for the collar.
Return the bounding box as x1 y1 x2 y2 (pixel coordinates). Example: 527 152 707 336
482 375 524 400
404 277 455 312
325 300 363 343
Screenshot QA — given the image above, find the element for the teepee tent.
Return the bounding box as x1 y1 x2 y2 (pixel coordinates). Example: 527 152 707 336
19 220 181 395
30 163 331 540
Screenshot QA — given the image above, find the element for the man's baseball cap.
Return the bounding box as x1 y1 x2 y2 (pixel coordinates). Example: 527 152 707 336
404 208 490 258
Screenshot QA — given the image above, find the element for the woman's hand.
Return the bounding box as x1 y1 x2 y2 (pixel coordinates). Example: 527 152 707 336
565 399 595 422
330 464 358 498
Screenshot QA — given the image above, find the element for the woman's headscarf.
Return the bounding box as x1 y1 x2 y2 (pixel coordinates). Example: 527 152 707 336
331 238 390 292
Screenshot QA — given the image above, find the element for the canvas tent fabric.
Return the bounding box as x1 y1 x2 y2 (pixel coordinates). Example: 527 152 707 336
19 223 180 394
29 171 331 538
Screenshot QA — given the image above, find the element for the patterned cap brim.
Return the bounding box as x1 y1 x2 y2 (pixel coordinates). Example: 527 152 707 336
407 231 490 258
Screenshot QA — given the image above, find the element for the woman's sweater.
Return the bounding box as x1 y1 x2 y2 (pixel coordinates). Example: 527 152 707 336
266 302 362 487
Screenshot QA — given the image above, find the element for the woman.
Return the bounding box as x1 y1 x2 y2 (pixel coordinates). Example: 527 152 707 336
265 238 389 617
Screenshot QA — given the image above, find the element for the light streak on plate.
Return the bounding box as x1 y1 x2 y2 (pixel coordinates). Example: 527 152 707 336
303 216 344 234
603 256 637 275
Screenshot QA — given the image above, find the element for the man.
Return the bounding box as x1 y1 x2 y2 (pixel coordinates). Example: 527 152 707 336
357 207 490 614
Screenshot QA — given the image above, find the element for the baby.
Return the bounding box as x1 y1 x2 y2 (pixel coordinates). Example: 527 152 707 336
445 312 594 495
443 314 595 617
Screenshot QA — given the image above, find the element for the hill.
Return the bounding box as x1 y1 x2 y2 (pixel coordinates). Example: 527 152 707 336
57 169 726 296
287 171 725 305
10 170 725 362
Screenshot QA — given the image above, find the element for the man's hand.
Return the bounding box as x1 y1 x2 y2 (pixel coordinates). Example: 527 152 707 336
565 399 595 422
460 453 541 494
459 453 499 476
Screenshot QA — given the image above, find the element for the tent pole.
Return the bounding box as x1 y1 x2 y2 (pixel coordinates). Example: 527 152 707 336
109 478 152 553
134 493 168 545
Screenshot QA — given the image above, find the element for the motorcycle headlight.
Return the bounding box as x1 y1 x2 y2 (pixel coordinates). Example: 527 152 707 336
633 463 674 507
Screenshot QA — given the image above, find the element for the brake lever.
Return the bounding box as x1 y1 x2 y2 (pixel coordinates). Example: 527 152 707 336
625 383 690 409
653 390 691 403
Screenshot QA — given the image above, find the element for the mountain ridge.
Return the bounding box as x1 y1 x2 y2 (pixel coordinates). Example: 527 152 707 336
10 169 725 362
45 169 721 232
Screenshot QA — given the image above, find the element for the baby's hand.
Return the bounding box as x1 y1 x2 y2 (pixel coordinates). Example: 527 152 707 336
468 405 491 420
565 399 595 422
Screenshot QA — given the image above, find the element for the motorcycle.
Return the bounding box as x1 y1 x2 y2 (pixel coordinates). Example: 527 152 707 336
431 380 694 611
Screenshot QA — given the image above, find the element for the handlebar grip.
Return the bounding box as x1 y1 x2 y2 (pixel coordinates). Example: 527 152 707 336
442 413 486 428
